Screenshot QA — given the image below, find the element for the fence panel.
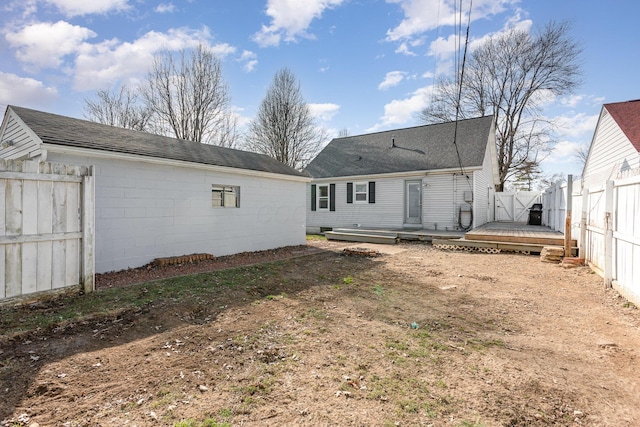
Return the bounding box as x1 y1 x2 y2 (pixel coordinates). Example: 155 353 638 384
613 177 640 300
494 191 542 222
0 159 94 300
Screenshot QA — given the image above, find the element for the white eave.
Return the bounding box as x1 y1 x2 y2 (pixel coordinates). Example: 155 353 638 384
43 143 311 183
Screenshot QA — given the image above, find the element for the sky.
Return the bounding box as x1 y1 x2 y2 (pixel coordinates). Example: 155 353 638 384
1 0 639 181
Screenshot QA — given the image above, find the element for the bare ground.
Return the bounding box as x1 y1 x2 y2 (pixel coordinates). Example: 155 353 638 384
1 240 639 426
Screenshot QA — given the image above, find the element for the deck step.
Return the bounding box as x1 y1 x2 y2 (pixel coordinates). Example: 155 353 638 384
433 238 577 255
332 228 398 238
325 231 398 245
465 233 577 247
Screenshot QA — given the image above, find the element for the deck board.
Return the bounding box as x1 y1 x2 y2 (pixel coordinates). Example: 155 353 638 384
465 222 577 247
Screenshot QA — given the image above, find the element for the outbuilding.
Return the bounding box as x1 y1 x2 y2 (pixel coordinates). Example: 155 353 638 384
0 106 308 274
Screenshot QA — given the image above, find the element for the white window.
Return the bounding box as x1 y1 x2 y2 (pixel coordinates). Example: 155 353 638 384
355 182 368 203
212 185 240 208
318 185 329 209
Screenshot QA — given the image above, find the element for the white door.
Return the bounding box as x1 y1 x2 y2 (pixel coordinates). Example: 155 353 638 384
405 180 422 224
495 193 514 221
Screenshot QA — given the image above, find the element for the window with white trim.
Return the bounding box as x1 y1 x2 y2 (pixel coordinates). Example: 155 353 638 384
354 182 368 203
318 185 329 209
212 185 240 207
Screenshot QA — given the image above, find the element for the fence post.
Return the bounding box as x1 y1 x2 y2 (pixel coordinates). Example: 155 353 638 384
564 175 573 257
604 180 614 288
82 166 95 293
579 187 589 259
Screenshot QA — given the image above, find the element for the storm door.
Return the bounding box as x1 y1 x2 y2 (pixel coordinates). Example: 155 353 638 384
405 180 422 224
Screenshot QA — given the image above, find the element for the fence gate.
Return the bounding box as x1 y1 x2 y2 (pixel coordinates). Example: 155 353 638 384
494 191 542 222
0 159 94 300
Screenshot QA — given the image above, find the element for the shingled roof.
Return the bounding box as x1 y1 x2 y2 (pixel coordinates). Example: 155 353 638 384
304 115 494 178
604 99 640 153
9 106 304 177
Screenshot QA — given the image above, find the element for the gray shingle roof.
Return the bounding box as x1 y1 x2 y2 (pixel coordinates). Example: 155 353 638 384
10 106 305 177
304 115 493 178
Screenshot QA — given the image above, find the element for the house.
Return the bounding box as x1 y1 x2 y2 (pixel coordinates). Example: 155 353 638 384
0 106 309 274
304 116 498 233
582 99 640 189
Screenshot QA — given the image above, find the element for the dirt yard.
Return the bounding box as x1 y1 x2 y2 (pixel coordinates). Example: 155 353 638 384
1 240 639 426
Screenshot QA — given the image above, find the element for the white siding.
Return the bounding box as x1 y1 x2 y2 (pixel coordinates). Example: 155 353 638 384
0 110 43 160
583 108 640 189
48 152 306 273
307 171 486 232
423 174 453 230
307 178 404 232
472 141 496 227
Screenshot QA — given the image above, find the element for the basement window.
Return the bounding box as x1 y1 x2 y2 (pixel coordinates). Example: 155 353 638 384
212 185 240 208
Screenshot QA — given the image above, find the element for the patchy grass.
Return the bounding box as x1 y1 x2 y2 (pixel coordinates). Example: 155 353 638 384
0 263 285 339
306 234 327 241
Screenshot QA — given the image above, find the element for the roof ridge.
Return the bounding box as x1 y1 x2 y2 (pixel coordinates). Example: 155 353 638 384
333 115 493 141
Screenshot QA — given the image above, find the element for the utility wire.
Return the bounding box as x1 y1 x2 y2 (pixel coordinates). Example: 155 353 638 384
452 0 473 180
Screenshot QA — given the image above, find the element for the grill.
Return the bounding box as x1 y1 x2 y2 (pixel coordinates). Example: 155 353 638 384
528 203 543 226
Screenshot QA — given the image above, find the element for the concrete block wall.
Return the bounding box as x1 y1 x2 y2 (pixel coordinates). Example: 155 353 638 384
50 153 306 273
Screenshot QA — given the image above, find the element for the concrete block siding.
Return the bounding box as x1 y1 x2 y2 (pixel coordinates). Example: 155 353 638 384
50 153 306 273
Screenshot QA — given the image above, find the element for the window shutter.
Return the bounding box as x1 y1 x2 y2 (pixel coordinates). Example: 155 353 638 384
311 184 316 211
369 181 376 204
330 184 336 211
347 182 353 204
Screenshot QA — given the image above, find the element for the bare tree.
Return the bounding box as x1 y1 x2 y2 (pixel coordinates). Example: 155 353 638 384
245 68 326 170
573 143 590 170
420 21 582 191
142 44 238 146
84 86 152 131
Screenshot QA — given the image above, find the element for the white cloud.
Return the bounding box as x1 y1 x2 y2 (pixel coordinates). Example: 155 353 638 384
6 21 96 69
426 17 532 76
427 33 458 60
0 72 58 107
368 85 433 131
395 42 416 56
378 71 406 90
73 27 220 90
386 0 453 41
540 112 599 176
309 103 340 121
239 50 258 72
229 106 252 130
155 3 176 13
253 0 346 47
386 0 514 41
44 0 130 17
553 112 599 139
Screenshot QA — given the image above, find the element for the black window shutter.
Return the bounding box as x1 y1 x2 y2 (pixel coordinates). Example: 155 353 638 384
329 184 336 211
369 181 376 204
346 182 353 204
311 184 316 211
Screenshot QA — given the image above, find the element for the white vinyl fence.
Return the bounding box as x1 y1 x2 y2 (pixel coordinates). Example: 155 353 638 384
494 191 542 222
544 174 640 306
0 159 95 300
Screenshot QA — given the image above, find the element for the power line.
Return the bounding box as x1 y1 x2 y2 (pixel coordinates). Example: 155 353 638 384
452 0 473 180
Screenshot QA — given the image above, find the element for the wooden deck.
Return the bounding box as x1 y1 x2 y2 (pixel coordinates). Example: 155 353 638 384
323 222 577 255
465 222 577 247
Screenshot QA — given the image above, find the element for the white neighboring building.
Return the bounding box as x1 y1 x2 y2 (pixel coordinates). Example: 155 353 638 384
304 116 498 233
582 100 640 188
0 106 308 273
